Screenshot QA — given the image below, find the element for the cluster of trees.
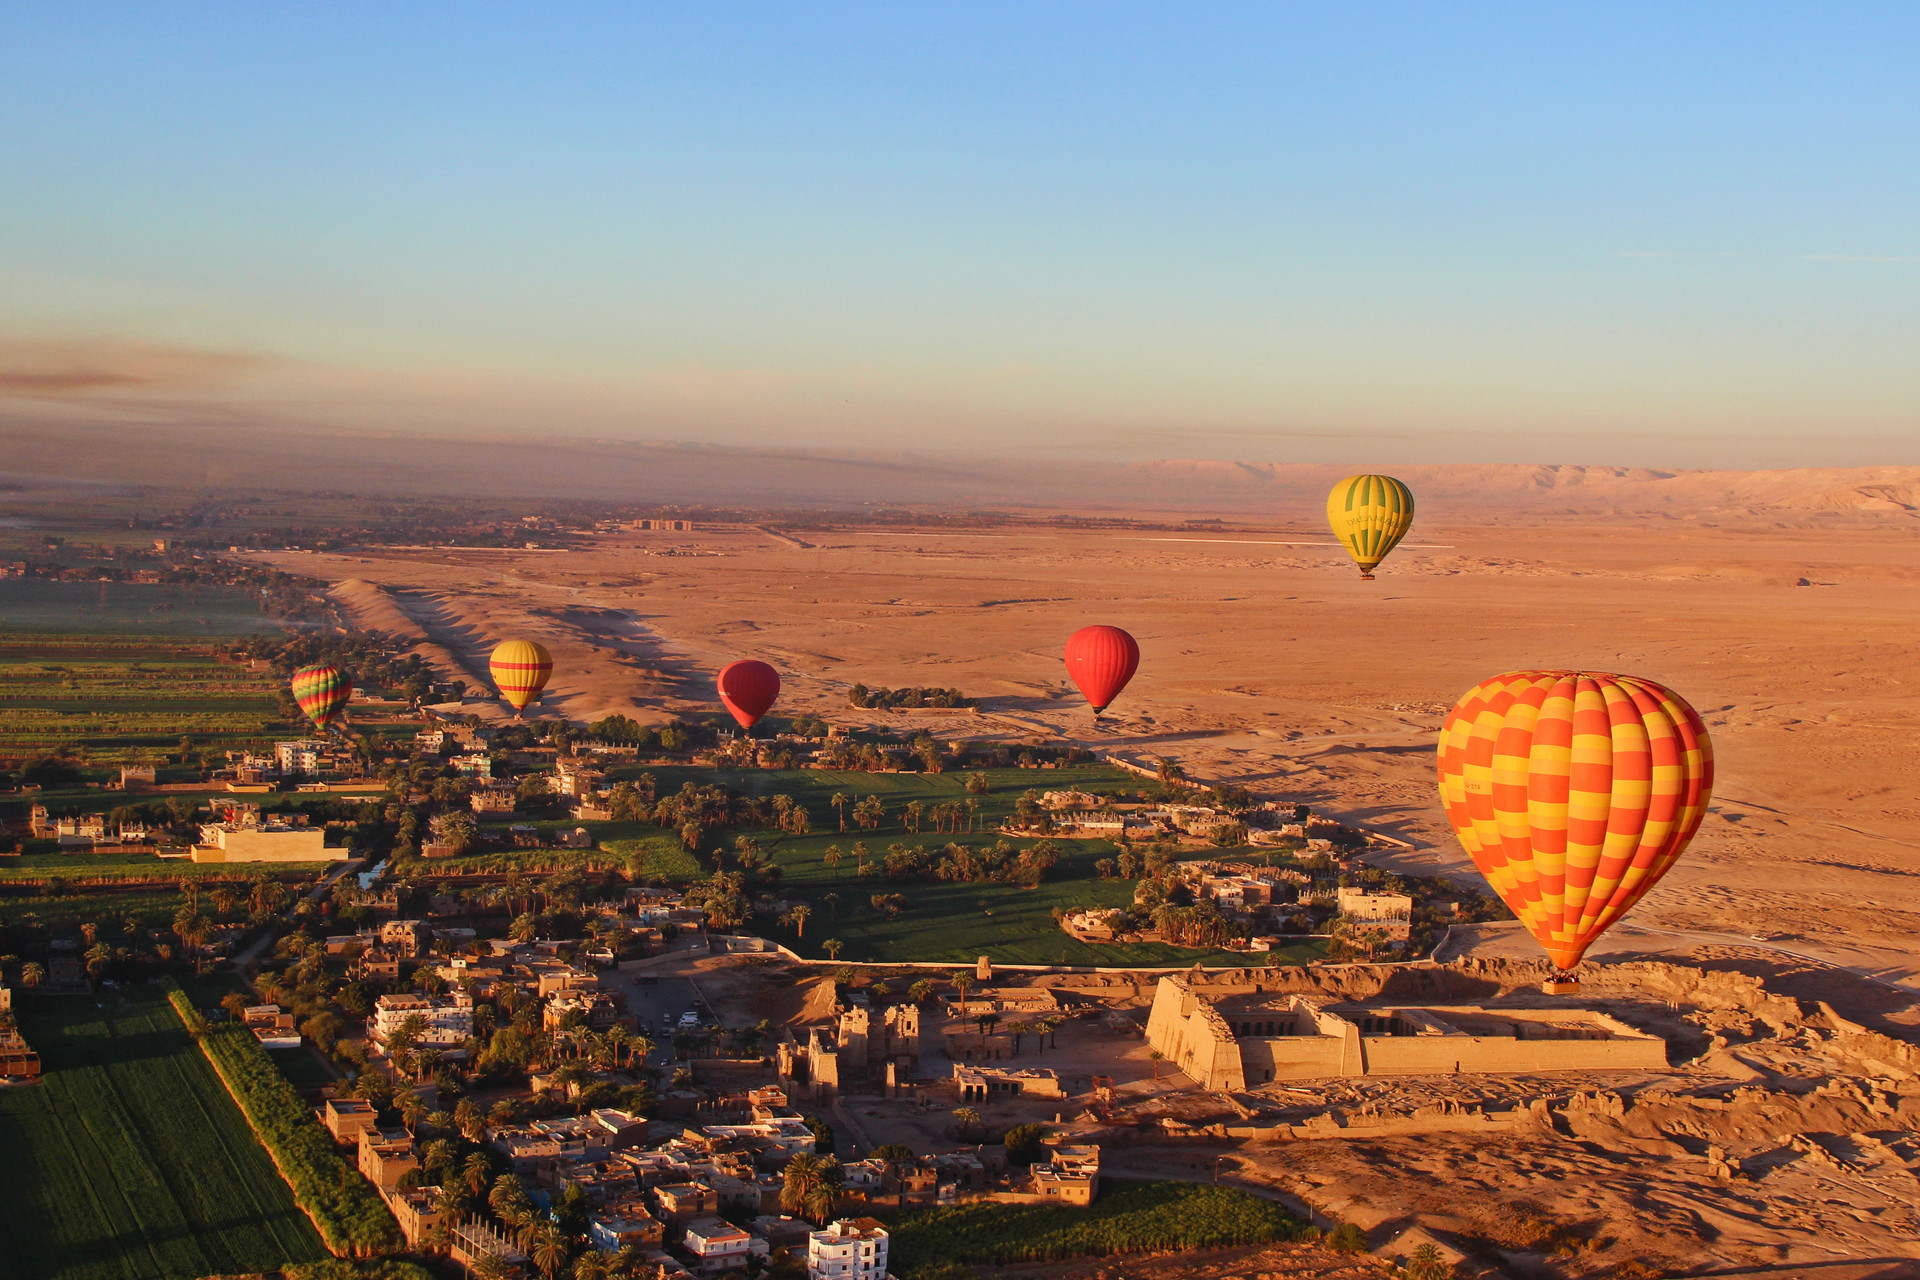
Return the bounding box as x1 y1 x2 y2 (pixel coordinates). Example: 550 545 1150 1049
886 1180 1315 1269
583 714 696 752
846 684 975 709
167 986 403 1255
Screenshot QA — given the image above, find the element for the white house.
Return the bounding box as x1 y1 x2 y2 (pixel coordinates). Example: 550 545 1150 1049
807 1218 890 1280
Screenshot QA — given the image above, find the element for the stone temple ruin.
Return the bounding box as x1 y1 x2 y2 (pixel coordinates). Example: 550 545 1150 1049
1146 975 1669 1089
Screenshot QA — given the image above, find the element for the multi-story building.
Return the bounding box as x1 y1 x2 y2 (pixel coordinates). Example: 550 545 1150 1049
449 1218 528 1278
190 822 337 864
1030 1144 1101 1206
369 991 474 1051
275 739 327 775
652 1182 720 1224
681 1217 762 1276
587 1198 666 1251
806 1218 890 1280
358 1128 418 1190
1335 885 1414 940
385 1184 447 1247
323 1097 378 1144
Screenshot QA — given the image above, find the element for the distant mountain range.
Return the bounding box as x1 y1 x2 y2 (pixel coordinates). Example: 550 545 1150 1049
5 420 1919 519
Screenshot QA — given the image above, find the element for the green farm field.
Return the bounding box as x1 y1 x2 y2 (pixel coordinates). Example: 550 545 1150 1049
0 983 328 1280
546 764 1326 967
0 634 296 764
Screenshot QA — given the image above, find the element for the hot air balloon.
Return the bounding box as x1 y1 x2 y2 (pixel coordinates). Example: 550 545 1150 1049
489 640 553 716
1436 670 1713 985
717 660 780 730
1326 474 1415 579
1064 625 1139 717
291 662 352 732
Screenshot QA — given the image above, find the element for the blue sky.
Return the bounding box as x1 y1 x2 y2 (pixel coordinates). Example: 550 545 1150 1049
2 4 1917 465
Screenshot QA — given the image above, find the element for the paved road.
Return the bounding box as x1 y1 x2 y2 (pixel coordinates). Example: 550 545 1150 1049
232 859 365 970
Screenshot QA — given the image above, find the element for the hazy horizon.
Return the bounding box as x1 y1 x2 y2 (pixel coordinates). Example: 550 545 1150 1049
5 5 1919 468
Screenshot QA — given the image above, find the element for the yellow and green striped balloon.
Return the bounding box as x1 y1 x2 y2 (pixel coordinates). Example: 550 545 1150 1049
291 662 352 732
1326 474 1415 579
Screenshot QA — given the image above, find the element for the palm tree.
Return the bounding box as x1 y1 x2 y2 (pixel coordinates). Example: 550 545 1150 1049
530 1222 569 1279
908 978 936 1006
471 1254 512 1280
572 1253 611 1280
20 961 44 1004
1149 1049 1164 1081
822 891 839 921
830 793 848 832
952 1107 980 1138
1006 1019 1031 1056
951 972 973 1016
464 1151 493 1196
788 903 811 939
781 1151 825 1215
822 939 844 962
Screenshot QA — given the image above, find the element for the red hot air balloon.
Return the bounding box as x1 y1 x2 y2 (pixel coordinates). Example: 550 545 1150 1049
717 660 781 730
1064 626 1139 716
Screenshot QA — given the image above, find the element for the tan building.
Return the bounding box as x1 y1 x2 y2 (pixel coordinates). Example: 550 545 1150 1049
191 823 339 864
323 1097 378 1143
0 1028 40 1079
652 1182 720 1224
1031 1144 1100 1206
1146 976 1669 1089
1336 885 1414 940
358 1128 418 1189
386 1184 447 1246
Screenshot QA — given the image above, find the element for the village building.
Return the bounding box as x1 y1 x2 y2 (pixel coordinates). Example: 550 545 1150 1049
385 1184 447 1247
0 1027 41 1079
358 1128 418 1189
191 821 338 863
323 1097 379 1143
470 784 516 814
369 991 474 1052
243 1004 301 1049
807 1218 890 1280
681 1217 764 1276
1031 1144 1101 1206
588 1198 667 1250
652 1182 721 1224
1336 885 1415 939
952 1064 1064 1101
1145 975 1669 1089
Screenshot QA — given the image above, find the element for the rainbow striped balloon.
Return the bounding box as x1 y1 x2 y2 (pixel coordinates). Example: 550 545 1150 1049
291 662 352 732
1436 670 1713 971
489 639 553 714
1326 474 1414 579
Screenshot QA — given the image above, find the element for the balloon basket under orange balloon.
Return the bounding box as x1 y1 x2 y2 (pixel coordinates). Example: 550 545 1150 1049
1541 978 1580 995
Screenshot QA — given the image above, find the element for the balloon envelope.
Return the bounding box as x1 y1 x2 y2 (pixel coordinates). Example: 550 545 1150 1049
1436 670 1713 970
489 640 553 713
1326 474 1415 577
291 663 352 731
1064 625 1140 714
717 660 780 729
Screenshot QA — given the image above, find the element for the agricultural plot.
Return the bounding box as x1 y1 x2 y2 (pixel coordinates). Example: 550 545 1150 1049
0 984 328 1280
885 1178 1310 1269
608 765 1322 967
0 889 193 933
0 635 294 764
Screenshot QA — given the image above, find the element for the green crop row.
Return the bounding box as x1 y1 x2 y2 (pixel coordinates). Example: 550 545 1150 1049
165 984 403 1257
887 1179 1310 1269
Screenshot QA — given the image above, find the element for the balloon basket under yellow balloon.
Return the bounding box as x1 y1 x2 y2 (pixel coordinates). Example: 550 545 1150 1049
1541 978 1580 995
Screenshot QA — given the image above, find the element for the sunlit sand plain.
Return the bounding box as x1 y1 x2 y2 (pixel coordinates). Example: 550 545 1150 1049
260 516 1920 991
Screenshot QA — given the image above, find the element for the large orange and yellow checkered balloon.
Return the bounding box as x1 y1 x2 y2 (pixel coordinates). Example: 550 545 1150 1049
1436 671 1713 971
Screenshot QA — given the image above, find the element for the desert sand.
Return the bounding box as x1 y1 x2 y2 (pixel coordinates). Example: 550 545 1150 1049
258 506 1920 992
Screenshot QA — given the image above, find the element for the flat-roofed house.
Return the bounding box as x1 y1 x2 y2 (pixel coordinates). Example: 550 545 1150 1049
323 1097 378 1143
